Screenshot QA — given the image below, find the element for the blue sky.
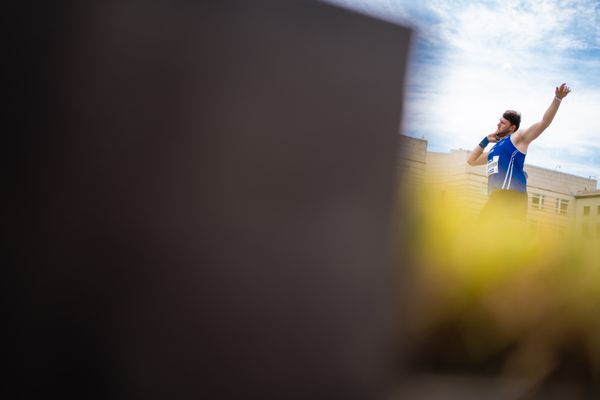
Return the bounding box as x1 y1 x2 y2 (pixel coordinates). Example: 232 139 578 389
325 0 600 184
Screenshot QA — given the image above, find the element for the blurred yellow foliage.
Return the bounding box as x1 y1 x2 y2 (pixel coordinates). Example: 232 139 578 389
400 180 600 384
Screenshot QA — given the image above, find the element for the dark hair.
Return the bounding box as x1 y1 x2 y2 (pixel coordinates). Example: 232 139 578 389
503 110 521 131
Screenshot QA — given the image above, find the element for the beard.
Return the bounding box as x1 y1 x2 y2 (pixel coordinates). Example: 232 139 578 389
497 127 512 138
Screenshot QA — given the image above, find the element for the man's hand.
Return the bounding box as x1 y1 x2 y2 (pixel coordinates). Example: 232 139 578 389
486 132 499 143
516 83 571 148
555 83 571 99
487 127 511 143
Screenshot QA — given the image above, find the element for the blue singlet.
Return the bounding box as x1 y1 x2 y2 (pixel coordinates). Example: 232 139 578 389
486 135 527 194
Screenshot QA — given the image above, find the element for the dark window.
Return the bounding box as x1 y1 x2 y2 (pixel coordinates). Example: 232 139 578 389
556 199 568 215
530 194 544 210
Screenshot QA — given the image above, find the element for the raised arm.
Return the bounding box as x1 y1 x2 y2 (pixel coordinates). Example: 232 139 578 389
517 83 571 146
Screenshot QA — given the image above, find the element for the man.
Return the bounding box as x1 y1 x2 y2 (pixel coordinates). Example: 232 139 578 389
467 83 571 221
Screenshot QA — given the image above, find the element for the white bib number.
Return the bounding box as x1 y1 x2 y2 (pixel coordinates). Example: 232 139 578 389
487 155 499 176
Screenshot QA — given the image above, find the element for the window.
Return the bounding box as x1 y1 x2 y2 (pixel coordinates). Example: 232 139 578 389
556 199 568 215
584 206 590 216
530 193 544 210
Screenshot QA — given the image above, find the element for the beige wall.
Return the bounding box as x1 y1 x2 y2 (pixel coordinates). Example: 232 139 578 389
426 149 488 220
397 135 598 233
573 193 600 238
397 134 427 189
524 165 595 233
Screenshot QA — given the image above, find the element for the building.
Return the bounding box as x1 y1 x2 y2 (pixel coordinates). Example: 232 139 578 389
573 190 600 239
396 134 427 188
426 149 488 221
525 165 596 235
398 134 599 234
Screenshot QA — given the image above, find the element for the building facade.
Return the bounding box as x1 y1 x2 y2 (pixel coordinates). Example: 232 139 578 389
573 191 600 239
398 134 599 234
396 134 427 188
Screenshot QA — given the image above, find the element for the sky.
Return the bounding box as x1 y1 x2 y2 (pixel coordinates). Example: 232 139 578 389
325 0 600 184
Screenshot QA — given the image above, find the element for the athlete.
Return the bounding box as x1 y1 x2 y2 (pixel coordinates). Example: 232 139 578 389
467 83 571 221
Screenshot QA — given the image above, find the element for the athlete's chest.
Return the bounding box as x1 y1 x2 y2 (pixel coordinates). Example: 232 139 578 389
487 138 521 176
489 137 515 157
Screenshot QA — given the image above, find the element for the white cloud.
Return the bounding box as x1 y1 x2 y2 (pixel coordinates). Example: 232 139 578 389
326 0 600 183
404 1 600 178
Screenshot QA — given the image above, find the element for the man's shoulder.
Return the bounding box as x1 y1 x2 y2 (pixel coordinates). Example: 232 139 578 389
509 132 529 153
511 131 525 144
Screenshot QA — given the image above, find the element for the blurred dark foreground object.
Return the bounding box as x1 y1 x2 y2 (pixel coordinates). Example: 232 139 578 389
7 1 411 398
